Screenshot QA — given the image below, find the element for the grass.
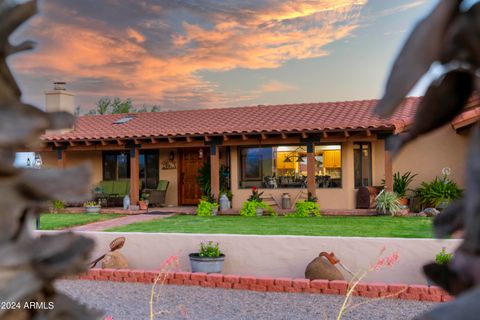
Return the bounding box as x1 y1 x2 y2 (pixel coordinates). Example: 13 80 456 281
106 215 434 238
39 213 125 230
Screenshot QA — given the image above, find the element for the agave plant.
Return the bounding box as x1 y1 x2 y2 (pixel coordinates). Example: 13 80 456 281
376 191 401 216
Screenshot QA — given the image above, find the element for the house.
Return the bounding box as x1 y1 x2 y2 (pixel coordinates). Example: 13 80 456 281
39 83 478 210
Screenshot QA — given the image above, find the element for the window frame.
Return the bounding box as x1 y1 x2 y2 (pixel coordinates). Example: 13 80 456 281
102 151 131 181
238 143 343 189
353 142 373 188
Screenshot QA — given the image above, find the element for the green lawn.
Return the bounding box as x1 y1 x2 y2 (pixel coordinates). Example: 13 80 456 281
39 213 124 230
106 215 433 238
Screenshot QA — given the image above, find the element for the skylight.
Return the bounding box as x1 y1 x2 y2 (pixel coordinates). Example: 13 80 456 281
113 116 134 124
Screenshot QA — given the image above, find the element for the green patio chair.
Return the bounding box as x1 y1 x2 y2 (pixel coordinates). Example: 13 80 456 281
144 180 169 207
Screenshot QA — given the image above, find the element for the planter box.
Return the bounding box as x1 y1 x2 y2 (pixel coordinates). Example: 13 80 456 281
189 253 225 274
85 206 101 214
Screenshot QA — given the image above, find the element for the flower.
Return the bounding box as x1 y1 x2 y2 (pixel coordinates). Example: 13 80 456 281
252 186 257 191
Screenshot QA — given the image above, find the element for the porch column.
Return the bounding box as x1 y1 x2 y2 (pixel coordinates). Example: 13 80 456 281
130 146 140 204
210 144 220 200
306 142 316 197
57 148 66 169
384 149 393 192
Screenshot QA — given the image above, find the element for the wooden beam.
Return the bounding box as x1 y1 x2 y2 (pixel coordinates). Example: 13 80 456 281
168 137 175 143
241 134 248 141
302 132 308 139
210 144 220 200
130 147 140 205
150 137 158 144
344 130 350 138
134 138 141 145
223 135 229 142
186 136 193 143
205 136 211 142
116 139 124 146
322 131 329 139
306 147 316 198
53 141 62 147
69 141 77 147
261 133 267 140
85 140 93 146
366 129 372 137
281 133 287 139
101 140 108 146
385 149 393 192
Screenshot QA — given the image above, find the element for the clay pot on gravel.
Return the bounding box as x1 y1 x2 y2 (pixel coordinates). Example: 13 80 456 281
305 252 344 281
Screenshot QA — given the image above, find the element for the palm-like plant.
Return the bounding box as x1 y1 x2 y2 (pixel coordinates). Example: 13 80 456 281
393 171 418 198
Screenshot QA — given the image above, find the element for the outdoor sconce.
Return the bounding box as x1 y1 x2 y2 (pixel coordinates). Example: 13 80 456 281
168 151 175 161
198 148 203 159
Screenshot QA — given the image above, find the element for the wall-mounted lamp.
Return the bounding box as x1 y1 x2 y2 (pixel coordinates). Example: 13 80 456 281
168 151 175 161
198 148 203 159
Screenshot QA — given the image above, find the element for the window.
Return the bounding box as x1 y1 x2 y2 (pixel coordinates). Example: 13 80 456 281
354 142 372 188
103 151 130 180
139 150 159 189
239 144 342 189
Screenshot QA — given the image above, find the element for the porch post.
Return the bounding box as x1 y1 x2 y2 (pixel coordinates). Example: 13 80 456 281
57 148 66 169
210 144 220 200
306 141 316 198
384 149 393 192
130 146 140 205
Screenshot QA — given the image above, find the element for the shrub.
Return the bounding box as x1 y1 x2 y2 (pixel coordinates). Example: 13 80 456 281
196 199 218 217
240 200 275 216
376 191 401 215
199 241 222 257
415 177 462 208
287 201 321 217
51 200 65 213
435 247 453 265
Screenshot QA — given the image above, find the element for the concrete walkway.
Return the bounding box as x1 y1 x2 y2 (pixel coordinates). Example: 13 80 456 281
67 213 175 232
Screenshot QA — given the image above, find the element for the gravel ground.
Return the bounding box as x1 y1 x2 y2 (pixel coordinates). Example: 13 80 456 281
57 280 436 320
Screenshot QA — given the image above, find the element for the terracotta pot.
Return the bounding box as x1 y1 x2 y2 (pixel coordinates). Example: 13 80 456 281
139 201 148 210
398 197 409 206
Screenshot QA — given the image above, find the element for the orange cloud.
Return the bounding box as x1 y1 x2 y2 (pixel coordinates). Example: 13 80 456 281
11 0 366 110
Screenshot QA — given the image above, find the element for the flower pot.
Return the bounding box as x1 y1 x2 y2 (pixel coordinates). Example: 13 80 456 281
189 253 225 274
211 207 219 216
85 206 101 214
255 208 263 216
139 201 148 210
398 197 409 206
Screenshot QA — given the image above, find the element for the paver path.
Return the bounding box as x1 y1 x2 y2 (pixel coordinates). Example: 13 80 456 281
66 213 175 232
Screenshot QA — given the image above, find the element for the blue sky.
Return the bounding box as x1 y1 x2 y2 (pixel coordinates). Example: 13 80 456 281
10 0 436 112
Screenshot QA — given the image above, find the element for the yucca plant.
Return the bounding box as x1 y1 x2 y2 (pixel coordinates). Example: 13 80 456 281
376 191 401 216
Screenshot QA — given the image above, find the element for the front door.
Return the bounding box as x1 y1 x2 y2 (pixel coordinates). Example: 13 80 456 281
180 148 207 205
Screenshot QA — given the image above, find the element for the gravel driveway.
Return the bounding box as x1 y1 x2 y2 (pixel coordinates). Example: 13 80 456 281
57 280 436 320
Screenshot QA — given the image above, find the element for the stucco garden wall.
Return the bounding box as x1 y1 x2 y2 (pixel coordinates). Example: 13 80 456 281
47 231 459 285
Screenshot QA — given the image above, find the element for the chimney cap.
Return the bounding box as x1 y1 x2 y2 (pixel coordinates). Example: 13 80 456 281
53 82 67 90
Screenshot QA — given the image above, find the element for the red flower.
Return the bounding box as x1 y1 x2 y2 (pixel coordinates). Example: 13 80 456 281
252 187 257 191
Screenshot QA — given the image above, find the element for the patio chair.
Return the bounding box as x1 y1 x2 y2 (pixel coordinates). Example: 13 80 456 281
144 180 169 207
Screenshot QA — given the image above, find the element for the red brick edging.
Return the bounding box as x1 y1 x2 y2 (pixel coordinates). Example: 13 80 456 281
71 269 453 303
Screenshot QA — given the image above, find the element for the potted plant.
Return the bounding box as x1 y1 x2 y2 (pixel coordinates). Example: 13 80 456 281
435 247 453 265
415 176 462 210
375 190 401 216
240 187 276 216
393 171 417 205
139 193 149 210
196 195 219 216
83 201 101 214
189 241 225 273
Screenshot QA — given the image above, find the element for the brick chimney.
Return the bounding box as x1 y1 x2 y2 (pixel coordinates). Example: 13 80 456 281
44 82 75 114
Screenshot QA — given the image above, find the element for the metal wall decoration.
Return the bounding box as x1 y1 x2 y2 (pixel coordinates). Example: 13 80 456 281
375 1 480 319
0 1 100 319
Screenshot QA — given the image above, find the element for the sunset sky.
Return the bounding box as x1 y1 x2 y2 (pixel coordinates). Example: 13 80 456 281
10 0 437 112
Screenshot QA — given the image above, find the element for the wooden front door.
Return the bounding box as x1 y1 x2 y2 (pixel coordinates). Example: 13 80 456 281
179 148 207 205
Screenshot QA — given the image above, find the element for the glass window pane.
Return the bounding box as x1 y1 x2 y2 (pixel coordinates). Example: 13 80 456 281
117 152 129 179
239 144 342 189
145 152 159 189
103 154 116 180
354 143 372 188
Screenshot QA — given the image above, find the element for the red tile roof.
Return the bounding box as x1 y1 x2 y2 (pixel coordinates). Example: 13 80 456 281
42 98 422 141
